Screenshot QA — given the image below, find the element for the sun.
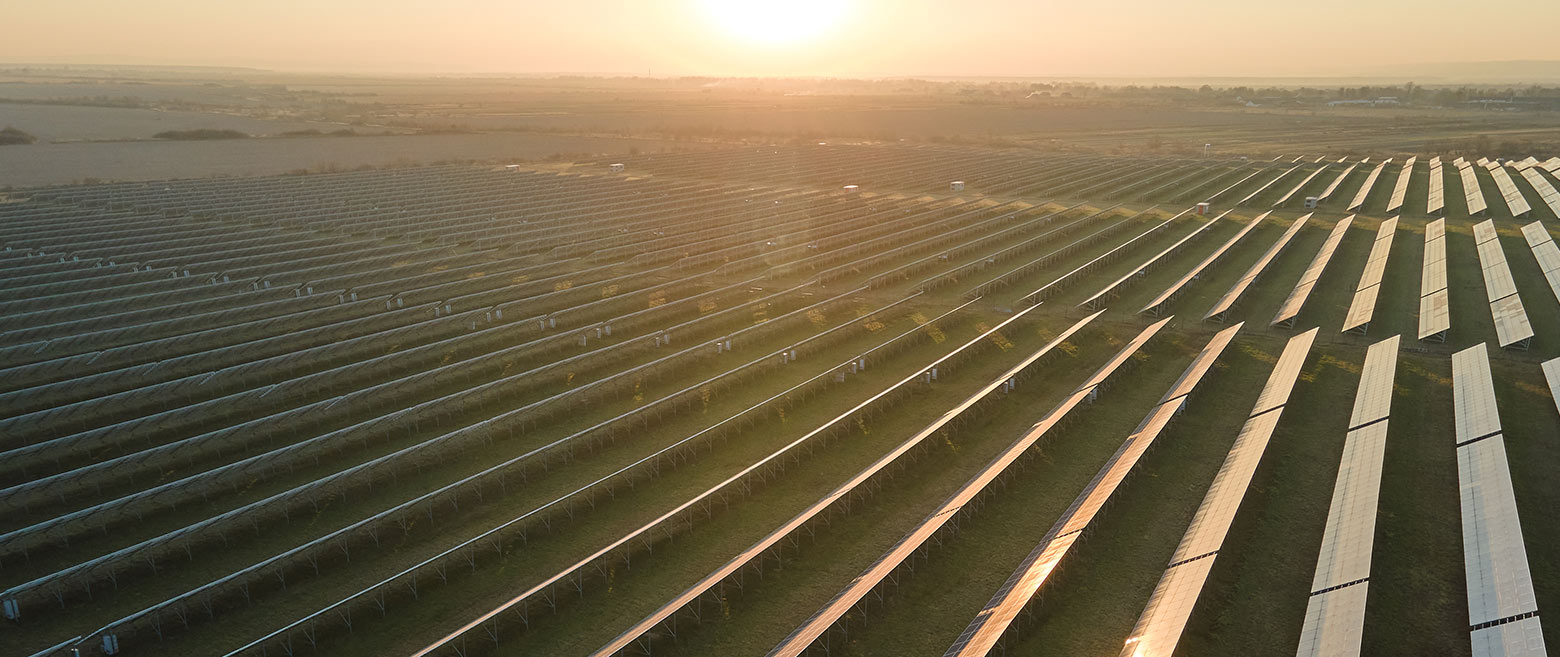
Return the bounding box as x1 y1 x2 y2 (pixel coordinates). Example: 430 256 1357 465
699 0 850 46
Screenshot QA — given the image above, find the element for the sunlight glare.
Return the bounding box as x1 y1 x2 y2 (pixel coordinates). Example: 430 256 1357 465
699 0 850 46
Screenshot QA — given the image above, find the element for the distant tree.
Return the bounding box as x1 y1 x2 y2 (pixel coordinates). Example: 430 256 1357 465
0 126 37 145
152 129 249 140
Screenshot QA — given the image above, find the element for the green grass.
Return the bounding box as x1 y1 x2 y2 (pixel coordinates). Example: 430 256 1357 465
1361 353 1468 654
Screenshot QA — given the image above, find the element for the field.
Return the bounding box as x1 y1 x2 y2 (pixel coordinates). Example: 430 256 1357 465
0 134 718 188
1 125 1559 657
5 70 1560 187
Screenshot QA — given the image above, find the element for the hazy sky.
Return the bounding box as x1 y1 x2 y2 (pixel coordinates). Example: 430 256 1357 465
9 0 1560 78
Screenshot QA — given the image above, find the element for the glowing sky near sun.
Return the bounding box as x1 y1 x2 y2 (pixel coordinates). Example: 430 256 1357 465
7 0 1560 78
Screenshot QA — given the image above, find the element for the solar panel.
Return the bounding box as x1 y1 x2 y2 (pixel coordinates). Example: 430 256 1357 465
1319 163 1361 202
1310 421 1391 589
1458 438 1539 621
1544 358 1560 418
1273 215 1352 327
1386 156 1417 213
1348 159 1392 212
1205 213 1309 321
1296 580 1371 657
1343 218 1398 334
1523 222 1556 252
1453 345 1502 443
1491 295 1535 349
1122 556 1220 657
1480 249 1520 301
1475 219 1501 245
1462 165 1490 215
1427 165 1447 215
1119 329 1317 657
1473 221 1536 349
1471 616 1548 657
1422 255 1448 296
1517 168 1560 218
1490 166 1533 217
1419 290 1451 341
1349 335 1400 428
1451 344 1546 655
1519 222 1560 307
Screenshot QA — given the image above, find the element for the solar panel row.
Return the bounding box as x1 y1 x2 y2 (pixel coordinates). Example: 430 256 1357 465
943 323 1244 657
1238 164 1304 206
1077 212 1222 310
1544 358 1560 418
1420 219 1452 341
1343 218 1399 334
1521 222 1560 309
200 289 934 656
1295 335 1400 657
1489 166 1533 217
1205 214 1309 321
1428 160 1448 215
1206 167 1274 205
608 146 1182 197
862 201 1078 290
1119 328 1319 657
1460 162 1490 216
910 203 1123 294
419 299 1052 657
1451 345 1548 657
1517 168 1560 218
1473 220 1535 350
1140 211 1268 316
1386 157 1417 213
763 315 1166 657
6 162 1108 655
1013 208 1183 304
1275 164 1333 208
1319 163 1362 202
1273 215 1353 328
1348 159 1393 212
